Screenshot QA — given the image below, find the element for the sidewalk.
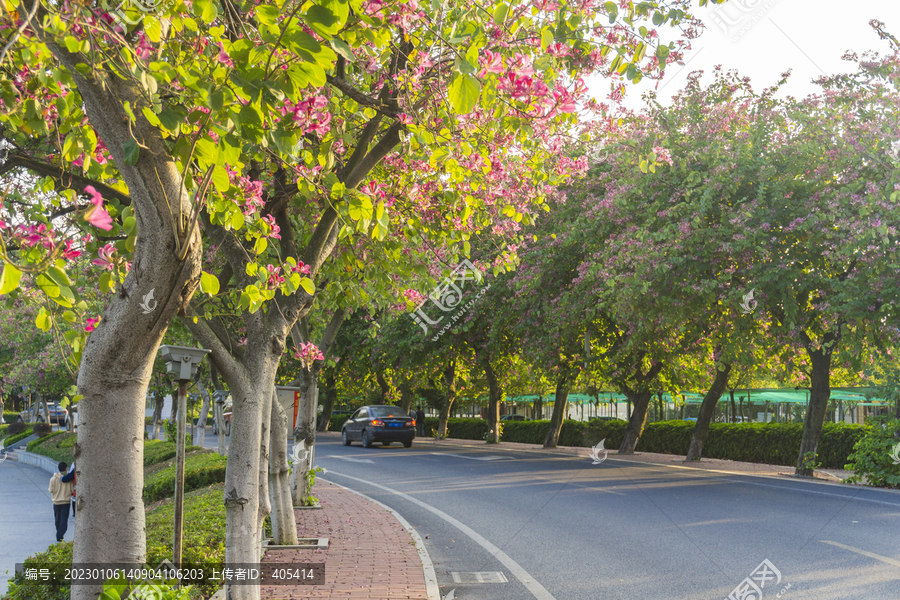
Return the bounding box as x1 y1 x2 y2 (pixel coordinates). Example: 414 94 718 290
0 459 72 596
412 434 854 483
260 480 435 600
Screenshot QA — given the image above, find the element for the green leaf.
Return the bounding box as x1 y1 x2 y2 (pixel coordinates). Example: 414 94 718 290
123 140 140 166
231 211 245 230
35 308 52 332
331 39 356 62
300 277 315 295
36 274 60 298
540 27 554 51
99 272 115 293
212 165 230 193
493 2 508 25
254 237 268 255
200 271 220 295
255 4 279 25
0 263 21 295
449 75 482 115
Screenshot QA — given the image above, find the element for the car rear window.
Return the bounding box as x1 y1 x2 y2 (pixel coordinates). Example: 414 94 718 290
369 406 406 418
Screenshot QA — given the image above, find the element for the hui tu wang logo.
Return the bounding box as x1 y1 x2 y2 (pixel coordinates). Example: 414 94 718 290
890 441 900 465
590 438 608 464
408 260 490 341
139 288 158 314
739 288 758 315
292 444 310 465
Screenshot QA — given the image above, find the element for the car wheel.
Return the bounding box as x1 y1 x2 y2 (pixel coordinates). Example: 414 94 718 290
225 422 231 436
403 440 413 448
342 430 351 446
362 430 373 448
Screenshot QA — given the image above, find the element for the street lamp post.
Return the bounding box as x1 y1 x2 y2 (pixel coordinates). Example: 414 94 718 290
159 345 210 571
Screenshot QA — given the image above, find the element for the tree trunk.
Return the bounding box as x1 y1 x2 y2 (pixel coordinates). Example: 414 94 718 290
618 391 653 454
317 372 337 432
375 371 390 403
437 400 452 439
269 387 298 545
686 363 732 461
209 364 227 456
657 392 664 422
534 396 542 420
729 389 737 423
152 394 164 440
194 372 212 449
38 394 50 425
543 378 569 449
795 346 832 476
399 381 414 413
290 369 318 506
485 362 501 444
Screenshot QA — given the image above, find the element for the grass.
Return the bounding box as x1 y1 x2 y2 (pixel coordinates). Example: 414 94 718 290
142 450 228 503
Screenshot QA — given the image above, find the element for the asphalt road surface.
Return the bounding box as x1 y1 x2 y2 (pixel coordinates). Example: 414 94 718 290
309 435 900 600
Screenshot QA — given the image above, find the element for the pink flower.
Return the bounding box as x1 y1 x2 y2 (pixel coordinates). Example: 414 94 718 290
217 42 234 68
85 316 101 332
84 186 113 231
294 341 324 367
479 50 505 77
91 243 117 270
60 240 81 260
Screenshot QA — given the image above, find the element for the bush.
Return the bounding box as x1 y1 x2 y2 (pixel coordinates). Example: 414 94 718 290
6 421 26 436
143 450 228 503
2 540 73 600
144 440 203 467
145 483 227 597
2 411 19 424
32 422 53 437
844 417 900 488
4 427 33 446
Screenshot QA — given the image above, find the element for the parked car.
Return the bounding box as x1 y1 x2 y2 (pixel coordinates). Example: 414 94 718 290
341 405 416 448
500 414 531 421
24 403 69 426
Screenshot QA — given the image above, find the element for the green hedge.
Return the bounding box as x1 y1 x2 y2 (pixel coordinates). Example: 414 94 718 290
144 439 203 467
3 485 227 600
3 427 33 446
143 450 228 503
415 417 865 468
2 411 19 424
26 432 72 463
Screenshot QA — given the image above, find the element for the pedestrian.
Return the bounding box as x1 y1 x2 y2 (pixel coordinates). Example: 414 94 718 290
415 405 425 436
49 461 75 542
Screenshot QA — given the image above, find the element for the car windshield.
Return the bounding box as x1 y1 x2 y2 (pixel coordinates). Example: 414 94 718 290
369 406 406 418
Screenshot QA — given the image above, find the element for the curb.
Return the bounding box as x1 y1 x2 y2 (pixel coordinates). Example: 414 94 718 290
320 478 441 600
11 449 59 474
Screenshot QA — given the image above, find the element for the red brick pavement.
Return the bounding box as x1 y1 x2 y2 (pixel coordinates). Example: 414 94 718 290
260 480 430 600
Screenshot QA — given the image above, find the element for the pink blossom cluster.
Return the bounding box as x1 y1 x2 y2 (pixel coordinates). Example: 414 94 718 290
294 341 324 367
280 95 331 138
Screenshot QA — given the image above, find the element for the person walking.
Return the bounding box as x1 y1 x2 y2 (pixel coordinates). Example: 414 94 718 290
415 405 425 437
49 462 75 542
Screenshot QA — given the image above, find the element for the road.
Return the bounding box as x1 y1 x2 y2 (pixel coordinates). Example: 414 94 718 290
307 434 899 600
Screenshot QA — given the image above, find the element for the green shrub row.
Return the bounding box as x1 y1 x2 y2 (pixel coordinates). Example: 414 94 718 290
413 417 866 468
3 426 33 446
26 432 71 462
144 439 203 467
143 450 228 503
2 411 19 424
844 418 900 488
2 484 227 600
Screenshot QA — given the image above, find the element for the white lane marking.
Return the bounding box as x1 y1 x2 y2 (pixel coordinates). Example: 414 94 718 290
322 479 441 600
327 470 557 600
331 456 375 464
435 453 513 461
821 540 900 568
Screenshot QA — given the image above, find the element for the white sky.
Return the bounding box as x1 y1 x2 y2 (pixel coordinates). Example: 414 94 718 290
589 0 900 111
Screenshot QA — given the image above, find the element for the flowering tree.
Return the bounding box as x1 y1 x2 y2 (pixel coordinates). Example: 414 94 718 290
0 0 713 591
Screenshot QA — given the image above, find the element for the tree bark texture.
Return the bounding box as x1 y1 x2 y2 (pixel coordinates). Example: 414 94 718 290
194 372 212 449
317 372 337 431
268 387 298 545
151 394 164 440
795 346 832 476
485 362 501 444
534 396 543 420
436 361 457 439
618 391 652 454
290 369 318 506
686 363 732 461
543 378 569 449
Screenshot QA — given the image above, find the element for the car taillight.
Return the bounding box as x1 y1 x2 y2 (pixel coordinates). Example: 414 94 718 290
371 419 384 426
409 420 416 426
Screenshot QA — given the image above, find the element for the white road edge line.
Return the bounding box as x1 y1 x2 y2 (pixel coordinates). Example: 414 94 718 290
820 540 900 568
325 471 557 600
321 478 441 600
